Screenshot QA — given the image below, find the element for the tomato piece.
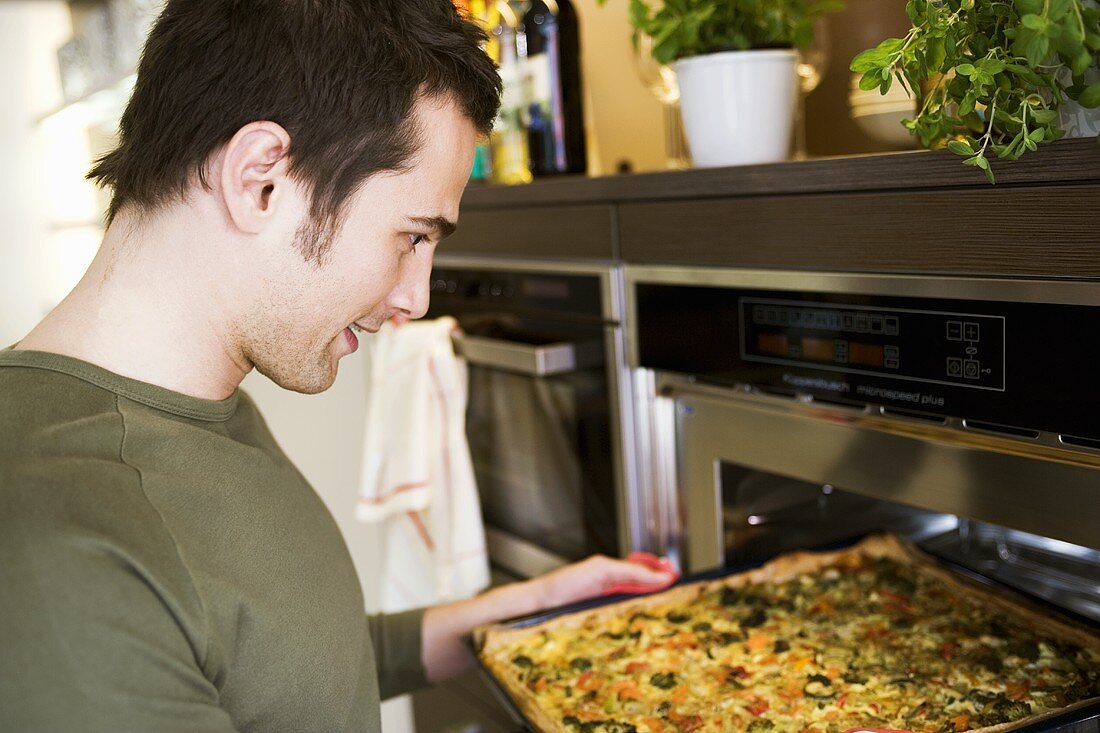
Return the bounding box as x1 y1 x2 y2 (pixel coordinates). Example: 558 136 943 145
747 635 772 652
576 671 603 691
951 713 971 731
671 685 689 703
626 661 650 674
668 713 704 733
941 641 957 660
747 699 770 716
1007 680 1031 700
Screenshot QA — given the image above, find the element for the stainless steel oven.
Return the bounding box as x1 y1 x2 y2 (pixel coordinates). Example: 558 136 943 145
626 267 1100 720
425 257 644 583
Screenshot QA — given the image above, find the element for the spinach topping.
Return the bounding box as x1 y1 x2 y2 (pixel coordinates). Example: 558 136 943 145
650 672 678 689
570 658 592 671
773 639 790 653
718 631 742 645
747 721 775 732
657 701 672 716
741 608 767 628
574 721 638 733
512 655 534 668
692 622 712 633
666 611 692 624
1007 638 1040 662
804 674 835 699
980 700 1032 726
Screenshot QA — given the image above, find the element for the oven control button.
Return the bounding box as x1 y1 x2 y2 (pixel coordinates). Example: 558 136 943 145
964 359 980 379
947 321 963 341
947 357 963 377
964 322 980 342
834 340 848 363
445 280 458 294
884 316 899 335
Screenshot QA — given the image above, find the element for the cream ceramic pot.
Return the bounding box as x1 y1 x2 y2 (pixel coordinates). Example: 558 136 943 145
674 49 798 167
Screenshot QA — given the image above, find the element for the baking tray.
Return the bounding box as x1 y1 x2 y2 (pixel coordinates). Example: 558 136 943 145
468 535 1100 733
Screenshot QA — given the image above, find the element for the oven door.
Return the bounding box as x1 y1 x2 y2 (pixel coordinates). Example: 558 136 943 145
455 319 620 581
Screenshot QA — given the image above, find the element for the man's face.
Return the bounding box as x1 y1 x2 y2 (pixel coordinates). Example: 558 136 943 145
239 96 476 394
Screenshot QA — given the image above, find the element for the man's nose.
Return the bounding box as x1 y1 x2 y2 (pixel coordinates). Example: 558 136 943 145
391 257 432 321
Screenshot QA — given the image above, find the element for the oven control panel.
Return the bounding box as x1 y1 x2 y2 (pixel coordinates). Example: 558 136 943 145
741 298 1006 392
634 282 1100 441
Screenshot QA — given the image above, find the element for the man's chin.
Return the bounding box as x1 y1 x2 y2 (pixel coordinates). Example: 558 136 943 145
254 357 339 395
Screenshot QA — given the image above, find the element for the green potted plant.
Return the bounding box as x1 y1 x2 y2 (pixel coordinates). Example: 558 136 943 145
601 0 841 167
851 0 1100 182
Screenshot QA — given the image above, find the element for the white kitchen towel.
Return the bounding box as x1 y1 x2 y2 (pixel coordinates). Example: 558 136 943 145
357 316 489 609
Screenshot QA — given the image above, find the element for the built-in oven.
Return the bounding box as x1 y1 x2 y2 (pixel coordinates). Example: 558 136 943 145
425 257 644 583
626 266 1100 731
412 258 645 733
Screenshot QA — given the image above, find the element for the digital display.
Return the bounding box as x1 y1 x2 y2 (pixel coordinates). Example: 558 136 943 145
523 278 571 300
741 297 1005 392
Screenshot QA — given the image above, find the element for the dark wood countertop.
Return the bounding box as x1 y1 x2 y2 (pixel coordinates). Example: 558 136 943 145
460 138 1100 209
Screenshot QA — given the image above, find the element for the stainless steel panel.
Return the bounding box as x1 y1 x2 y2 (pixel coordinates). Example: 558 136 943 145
452 333 602 376
632 368 683 570
485 527 570 579
674 384 1100 572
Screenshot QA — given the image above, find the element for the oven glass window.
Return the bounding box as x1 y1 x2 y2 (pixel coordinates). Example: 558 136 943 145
468 364 617 564
718 463 950 567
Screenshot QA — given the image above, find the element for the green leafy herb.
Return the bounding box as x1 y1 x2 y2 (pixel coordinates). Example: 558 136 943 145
649 671 679 689
597 0 843 64
851 0 1100 182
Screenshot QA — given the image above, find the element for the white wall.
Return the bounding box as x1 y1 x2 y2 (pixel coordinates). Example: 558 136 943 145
0 1 84 346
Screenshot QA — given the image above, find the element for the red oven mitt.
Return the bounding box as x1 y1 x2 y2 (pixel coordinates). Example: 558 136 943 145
602 552 680 596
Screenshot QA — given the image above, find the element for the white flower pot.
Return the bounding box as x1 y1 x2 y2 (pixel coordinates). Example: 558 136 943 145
1058 66 1100 138
673 49 799 167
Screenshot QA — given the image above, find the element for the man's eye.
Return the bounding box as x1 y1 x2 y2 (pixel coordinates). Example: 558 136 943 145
408 233 428 251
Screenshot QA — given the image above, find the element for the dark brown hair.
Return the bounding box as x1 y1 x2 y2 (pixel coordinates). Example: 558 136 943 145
89 0 500 252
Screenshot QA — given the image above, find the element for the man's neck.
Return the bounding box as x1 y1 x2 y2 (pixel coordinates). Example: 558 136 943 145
17 208 252 401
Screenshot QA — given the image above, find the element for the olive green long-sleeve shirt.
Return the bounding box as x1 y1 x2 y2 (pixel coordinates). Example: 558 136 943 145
0 349 426 733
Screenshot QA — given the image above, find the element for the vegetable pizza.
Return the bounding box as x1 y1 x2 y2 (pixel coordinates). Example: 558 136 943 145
476 535 1100 733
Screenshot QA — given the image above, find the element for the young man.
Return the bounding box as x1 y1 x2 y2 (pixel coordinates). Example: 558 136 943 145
0 2 674 731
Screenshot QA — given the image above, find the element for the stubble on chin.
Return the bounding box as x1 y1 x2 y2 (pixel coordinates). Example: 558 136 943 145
235 313 340 395
253 336 339 394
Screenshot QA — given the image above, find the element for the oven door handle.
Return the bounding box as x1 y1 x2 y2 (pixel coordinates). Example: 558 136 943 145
451 334 603 376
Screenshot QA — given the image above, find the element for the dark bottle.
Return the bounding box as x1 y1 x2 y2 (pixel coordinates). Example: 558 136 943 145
520 0 586 176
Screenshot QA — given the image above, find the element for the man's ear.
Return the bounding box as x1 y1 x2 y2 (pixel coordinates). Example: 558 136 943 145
218 121 294 234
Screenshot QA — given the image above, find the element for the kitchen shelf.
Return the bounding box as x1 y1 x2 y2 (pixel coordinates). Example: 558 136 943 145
37 72 135 127
460 137 1100 209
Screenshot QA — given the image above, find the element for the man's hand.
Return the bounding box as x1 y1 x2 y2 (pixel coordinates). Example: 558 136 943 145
421 553 678 682
530 553 679 609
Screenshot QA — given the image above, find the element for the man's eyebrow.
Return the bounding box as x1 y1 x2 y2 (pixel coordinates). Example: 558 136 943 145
406 215 457 239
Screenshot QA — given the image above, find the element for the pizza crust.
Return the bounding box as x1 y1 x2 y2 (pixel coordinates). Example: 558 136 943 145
475 534 1100 733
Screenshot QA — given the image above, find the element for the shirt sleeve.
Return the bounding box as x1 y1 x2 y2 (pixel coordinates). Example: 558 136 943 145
366 609 429 699
0 480 239 733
